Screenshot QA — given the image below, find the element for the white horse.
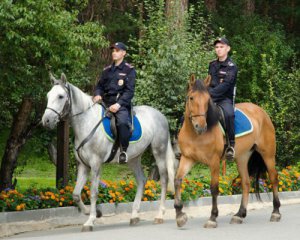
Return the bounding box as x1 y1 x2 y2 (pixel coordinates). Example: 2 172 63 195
42 73 177 231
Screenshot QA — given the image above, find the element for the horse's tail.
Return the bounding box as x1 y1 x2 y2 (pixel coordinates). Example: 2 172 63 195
248 150 267 201
166 137 177 193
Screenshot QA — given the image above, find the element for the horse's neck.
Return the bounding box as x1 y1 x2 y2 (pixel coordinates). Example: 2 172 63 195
68 84 102 136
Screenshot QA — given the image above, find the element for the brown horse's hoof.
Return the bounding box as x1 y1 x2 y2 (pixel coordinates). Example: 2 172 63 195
154 218 164 224
96 208 102 218
81 225 93 232
204 220 217 228
270 213 281 222
130 217 140 226
176 212 188 228
230 216 243 224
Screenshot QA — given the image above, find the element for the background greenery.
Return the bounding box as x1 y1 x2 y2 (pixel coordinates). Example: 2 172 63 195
0 0 299 190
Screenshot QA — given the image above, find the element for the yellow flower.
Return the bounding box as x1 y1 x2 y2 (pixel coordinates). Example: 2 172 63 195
279 181 283 186
279 187 282 192
219 187 224 193
120 180 126 186
16 205 21 211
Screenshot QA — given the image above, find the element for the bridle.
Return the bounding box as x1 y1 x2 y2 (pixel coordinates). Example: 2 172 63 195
186 93 207 121
46 83 97 120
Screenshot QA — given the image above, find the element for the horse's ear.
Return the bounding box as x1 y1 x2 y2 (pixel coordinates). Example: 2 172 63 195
61 73 67 84
49 72 60 85
189 74 196 89
203 75 212 87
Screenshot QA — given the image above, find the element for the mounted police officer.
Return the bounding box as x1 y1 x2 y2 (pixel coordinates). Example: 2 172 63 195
208 37 238 161
93 42 136 164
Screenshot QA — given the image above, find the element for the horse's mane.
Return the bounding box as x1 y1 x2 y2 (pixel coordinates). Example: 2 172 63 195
67 82 95 110
191 80 220 130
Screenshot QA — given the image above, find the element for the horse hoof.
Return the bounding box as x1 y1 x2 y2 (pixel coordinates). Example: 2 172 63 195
204 220 217 228
96 208 102 218
154 218 164 224
270 213 281 222
130 217 140 226
176 212 188 228
81 225 93 232
230 216 243 224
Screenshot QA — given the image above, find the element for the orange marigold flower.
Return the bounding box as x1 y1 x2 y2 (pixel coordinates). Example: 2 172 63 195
60 189 65 194
16 205 21 211
143 197 148 201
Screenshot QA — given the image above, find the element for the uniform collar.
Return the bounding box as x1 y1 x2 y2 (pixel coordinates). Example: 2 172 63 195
112 60 125 71
218 57 230 66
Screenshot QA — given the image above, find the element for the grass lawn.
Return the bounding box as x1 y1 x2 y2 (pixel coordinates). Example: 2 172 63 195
13 160 238 191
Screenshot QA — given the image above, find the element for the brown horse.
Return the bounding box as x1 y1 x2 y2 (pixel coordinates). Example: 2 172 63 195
174 75 281 228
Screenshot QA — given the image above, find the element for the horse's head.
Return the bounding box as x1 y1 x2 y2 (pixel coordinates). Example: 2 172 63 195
42 73 70 129
186 74 213 134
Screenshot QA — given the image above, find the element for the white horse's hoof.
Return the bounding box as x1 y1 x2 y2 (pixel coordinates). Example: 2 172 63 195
176 212 188 228
130 217 140 226
154 218 164 224
230 216 243 224
81 225 93 232
270 213 281 222
204 220 217 228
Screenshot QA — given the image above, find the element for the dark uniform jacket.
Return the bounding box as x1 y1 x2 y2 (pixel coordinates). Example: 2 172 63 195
208 57 238 103
95 61 136 108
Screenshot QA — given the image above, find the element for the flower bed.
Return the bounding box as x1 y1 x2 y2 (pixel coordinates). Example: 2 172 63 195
1 166 299 212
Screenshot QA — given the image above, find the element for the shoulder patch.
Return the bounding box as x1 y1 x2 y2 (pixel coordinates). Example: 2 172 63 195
103 65 112 71
228 61 235 67
125 62 134 68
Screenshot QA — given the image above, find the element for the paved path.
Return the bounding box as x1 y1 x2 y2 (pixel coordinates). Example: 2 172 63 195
5 201 300 240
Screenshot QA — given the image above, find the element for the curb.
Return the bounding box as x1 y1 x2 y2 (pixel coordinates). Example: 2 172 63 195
1 191 299 224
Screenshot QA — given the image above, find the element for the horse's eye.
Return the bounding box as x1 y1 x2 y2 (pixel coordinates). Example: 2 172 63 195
189 96 194 101
58 95 64 99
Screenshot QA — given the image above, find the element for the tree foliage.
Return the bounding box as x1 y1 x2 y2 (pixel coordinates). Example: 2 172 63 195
131 0 214 134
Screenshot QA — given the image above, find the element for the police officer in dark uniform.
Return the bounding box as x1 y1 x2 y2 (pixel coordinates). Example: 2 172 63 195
93 42 136 164
208 37 238 161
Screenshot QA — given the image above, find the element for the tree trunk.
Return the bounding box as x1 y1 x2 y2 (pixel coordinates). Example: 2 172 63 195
0 98 33 190
244 0 255 15
165 0 188 27
204 0 216 12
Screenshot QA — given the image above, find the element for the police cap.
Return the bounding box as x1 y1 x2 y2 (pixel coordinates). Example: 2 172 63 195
213 37 230 46
110 42 127 51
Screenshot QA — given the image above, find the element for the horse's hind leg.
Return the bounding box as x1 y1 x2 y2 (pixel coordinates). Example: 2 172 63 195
174 156 194 228
204 156 220 228
260 153 281 222
152 146 169 224
231 153 251 224
128 156 146 225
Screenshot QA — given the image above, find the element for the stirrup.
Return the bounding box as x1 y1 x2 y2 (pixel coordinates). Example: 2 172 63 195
225 146 235 161
118 151 128 164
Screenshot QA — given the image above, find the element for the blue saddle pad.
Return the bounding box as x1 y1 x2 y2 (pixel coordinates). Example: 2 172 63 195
220 108 253 138
101 114 143 143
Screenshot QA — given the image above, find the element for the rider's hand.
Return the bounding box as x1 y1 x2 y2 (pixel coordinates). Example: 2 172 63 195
109 103 121 113
93 95 102 103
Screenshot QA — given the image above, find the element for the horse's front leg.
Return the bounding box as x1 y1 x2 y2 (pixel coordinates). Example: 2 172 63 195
82 164 101 232
128 156 146 225
73 163 90 215
174 156 194 228
204 158 220 228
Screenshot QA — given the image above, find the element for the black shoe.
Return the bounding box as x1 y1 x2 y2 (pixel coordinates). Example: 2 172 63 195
118 151 128 164
225 146 235 161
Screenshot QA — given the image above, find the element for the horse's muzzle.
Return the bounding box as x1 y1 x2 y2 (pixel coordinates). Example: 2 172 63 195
193 123 207 135
42 112 59 130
